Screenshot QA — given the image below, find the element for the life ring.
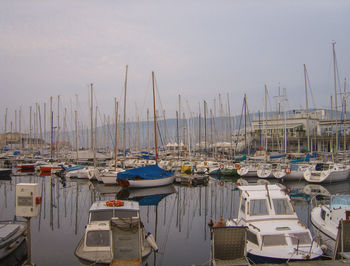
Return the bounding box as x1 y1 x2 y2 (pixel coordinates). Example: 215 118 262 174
106 200 124 207
235 163 241 170
285 167 291 174
220 164 224 169
204 162 208 166
219 181 224 186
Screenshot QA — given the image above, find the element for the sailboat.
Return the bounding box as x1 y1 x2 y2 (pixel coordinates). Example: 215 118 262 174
117 72 175 188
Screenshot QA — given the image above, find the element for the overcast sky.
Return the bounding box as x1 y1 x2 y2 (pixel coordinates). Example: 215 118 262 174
1 0 349 131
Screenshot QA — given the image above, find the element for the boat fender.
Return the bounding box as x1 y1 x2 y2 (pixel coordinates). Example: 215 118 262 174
106 200 124 207
235 163 241 170
146 232 158 252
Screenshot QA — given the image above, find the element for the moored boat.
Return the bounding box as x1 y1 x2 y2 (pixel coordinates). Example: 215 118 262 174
304 162 350 183
311 195 350 256
117 164 175 188
0 220 27 265
225 184 323 263
74 200 155 265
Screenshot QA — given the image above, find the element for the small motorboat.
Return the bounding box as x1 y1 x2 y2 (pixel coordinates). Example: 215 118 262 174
311 195 350 256
75 200 157 265
0 220 27 265
226 184 323 263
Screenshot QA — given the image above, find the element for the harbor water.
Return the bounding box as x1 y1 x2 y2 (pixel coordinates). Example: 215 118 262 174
0 174 350 265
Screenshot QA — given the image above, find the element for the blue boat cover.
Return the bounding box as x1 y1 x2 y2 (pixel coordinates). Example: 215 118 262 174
117 165 174 181
64 165 86 172
289 153 310 163
270 153 286 159
233 155 246 162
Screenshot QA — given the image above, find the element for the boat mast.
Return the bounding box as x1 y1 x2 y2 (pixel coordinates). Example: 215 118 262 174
90 84 93 152
152 71 158 163
304 64 310 152
264 84 268 159
123 65 128 160
114 98 118 170
333 41 339 152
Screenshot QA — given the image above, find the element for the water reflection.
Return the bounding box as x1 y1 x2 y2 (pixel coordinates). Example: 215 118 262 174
0 175 349 265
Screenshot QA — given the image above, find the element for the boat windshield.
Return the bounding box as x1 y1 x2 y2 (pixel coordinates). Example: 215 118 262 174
250 199 268 216
272 198 294 215
289 232 311 245
330 195 350 209
262 234 287 246
86 230 110 247
90 210 138 222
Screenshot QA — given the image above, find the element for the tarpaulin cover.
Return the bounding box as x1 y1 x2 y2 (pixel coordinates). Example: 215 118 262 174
117 164 174 181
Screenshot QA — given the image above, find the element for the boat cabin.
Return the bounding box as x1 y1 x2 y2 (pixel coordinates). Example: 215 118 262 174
83 200 140 254
320 195 350 226
234 184 317 259
237 184 297 223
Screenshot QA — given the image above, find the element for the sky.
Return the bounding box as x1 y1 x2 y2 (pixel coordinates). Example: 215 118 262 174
1 0 350 132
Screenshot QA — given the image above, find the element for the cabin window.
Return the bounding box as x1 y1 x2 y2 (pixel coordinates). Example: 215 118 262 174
290 233 311 245
249 199 268 216
90 210 113 221
90 210 138 222
321 209 326 220
247 230 259 245
262 235 287 246
272 198 294 215
86 230 110 247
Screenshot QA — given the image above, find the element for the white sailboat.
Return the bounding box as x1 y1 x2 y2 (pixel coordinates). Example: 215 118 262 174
304 162 350 183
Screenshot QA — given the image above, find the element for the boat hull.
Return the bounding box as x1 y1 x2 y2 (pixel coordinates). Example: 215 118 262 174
126 175 175 188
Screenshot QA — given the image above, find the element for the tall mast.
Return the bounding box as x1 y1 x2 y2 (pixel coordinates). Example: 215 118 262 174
114 98 118 170
264 84 268 155
75 109 78 162
333 41 339 152
152 71 158 163
304 64 310 152
90 84 94 151
123 65 128 159
227 93 233 159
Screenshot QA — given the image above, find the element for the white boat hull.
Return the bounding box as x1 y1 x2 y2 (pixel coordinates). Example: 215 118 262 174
304 168 350 183
126 175 175 188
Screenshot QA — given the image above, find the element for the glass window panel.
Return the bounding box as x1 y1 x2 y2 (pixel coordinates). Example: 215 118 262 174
86 230 110 247
290 233 311 245
250 199 268 216
247 230 259 245
272 198 294 215
263 235 286 246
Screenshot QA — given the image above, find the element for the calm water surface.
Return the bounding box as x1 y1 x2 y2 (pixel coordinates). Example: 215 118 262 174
0 174 349 266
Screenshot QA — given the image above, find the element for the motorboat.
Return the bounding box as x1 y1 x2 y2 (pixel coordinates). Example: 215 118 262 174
0 220 27 265
75 200 156 265
226 184 323 263
304 163 350 183
311 195 350 256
